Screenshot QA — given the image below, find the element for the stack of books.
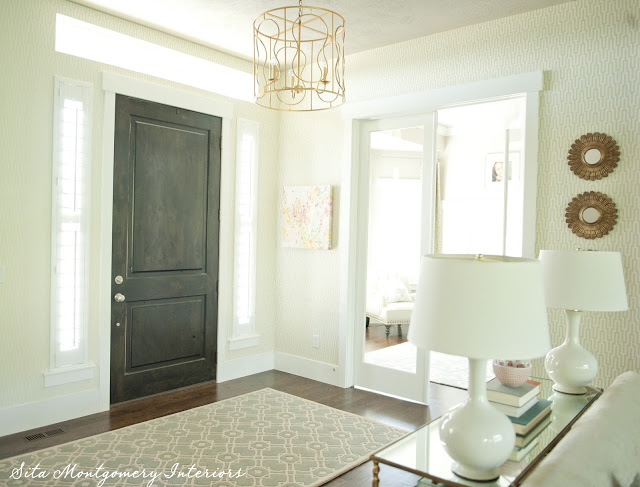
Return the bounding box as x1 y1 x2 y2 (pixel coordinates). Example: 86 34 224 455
486 378 552 461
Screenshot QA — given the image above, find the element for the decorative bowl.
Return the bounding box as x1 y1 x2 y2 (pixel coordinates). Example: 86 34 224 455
492 359 532 387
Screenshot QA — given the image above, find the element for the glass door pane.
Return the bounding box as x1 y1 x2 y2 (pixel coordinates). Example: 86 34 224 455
364 126 423 373
354 115 433 404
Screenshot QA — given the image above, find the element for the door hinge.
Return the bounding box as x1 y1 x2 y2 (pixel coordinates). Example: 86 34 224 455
218 208 221 221
216 280 219 293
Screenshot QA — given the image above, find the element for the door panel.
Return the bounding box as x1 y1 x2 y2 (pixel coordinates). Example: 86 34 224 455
131 119 208 273
111 95 221 404
128 296 206 368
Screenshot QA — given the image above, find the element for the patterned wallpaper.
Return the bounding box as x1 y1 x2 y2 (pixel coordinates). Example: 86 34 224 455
276 0 639 388
344 0 640 388
0 0 279 408
275 111 344 365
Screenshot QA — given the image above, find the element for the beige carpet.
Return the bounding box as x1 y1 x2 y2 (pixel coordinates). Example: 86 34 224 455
0 388 407 487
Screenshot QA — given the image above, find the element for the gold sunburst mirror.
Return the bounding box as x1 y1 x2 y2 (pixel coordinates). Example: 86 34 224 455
565 191 618 239
567 132 620 180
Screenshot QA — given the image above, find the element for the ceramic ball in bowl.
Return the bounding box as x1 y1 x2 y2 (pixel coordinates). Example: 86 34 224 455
492 359 532 387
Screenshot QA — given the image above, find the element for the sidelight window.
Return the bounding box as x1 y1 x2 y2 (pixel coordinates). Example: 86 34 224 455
230 119 260 349
48 77 93 377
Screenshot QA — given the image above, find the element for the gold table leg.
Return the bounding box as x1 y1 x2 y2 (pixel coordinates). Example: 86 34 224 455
372 460 380 487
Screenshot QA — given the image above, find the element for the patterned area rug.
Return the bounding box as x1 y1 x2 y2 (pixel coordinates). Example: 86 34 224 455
0 389 407 487
365 342 495 389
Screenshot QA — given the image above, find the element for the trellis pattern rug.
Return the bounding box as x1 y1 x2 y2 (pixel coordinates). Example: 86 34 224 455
0 389 407 487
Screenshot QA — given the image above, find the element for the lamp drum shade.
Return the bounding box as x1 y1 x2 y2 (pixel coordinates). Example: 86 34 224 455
539 250 628 312
408 254 550 360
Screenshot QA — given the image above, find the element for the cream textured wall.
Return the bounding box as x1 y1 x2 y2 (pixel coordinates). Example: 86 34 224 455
0 0 278 409
2 0 638 418
274 112 343 365
274 0 639 387
340 0 639 388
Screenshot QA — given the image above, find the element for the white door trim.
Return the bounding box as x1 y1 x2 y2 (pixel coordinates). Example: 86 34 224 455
338 71 543 394
341 71 543 120
99 73 234 410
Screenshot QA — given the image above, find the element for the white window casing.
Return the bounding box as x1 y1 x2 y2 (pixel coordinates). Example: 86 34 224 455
230 119 260 350
46 77 95 385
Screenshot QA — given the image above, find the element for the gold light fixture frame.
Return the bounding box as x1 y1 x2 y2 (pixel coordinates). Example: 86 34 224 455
253 0 345 111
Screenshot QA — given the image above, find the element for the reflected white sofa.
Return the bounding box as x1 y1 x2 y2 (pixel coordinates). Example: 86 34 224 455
521 371 640 487
365 277 414 337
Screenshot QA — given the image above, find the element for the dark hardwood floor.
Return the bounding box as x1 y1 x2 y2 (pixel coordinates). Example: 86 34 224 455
365 320 408 353
0 370 468 486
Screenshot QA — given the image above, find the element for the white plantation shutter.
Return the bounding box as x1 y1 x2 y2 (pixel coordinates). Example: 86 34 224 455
50 78 92 369
232 120 259 339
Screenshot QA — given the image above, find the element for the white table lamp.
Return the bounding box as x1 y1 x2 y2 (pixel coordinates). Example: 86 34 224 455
408 254 550 481
539 250 628 394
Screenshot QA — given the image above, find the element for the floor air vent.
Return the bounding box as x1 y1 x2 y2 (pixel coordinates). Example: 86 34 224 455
25 428 65 442
45 428 65 437
24 433 47 442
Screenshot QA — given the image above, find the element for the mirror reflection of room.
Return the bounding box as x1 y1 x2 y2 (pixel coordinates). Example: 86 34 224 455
364 126 423 374
364 97 528 388
436 98 525 257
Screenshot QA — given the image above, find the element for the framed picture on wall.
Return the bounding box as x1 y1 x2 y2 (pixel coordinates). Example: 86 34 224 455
281 185 333 250
485 152 520 187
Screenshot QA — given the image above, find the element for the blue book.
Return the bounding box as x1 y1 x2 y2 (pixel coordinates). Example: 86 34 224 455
515 415 552 448
509 399 552 435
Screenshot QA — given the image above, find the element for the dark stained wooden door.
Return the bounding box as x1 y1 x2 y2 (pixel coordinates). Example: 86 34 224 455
110 95 221 404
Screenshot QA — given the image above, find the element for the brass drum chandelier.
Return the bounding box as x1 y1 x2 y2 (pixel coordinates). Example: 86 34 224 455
253 0 345 111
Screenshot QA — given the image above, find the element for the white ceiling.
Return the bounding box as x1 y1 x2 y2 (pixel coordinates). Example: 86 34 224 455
69 0 573 61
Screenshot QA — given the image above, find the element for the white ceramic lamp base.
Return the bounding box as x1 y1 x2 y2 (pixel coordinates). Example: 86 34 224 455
545 310 597 395
439 359 515 481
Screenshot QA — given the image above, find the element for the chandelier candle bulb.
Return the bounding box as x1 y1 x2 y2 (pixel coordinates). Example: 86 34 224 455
267 58 279 82
319 60 328 83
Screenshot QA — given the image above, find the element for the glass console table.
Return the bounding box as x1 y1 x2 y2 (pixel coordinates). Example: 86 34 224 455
371 378 601 487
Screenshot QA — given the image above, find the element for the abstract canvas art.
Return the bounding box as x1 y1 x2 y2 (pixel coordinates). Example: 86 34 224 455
282 185 332 250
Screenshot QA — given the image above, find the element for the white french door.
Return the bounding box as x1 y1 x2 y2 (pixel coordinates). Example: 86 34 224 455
353 114 437 403
344 73 542 403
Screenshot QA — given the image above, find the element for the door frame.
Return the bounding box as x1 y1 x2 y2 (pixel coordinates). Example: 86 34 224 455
338 71 544 392
98 72 233 410
353 114 435 403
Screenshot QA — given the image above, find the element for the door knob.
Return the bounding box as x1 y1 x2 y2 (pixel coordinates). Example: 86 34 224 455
114 293 126 302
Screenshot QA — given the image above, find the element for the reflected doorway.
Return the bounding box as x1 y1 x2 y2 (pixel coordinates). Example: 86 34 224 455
356 96 531 398
354 115 432 403
364 125 423 375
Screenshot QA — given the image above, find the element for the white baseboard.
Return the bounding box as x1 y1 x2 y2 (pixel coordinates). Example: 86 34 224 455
0 389 102 437
0 353 341 437
274 352 341 386
216 351 275 383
